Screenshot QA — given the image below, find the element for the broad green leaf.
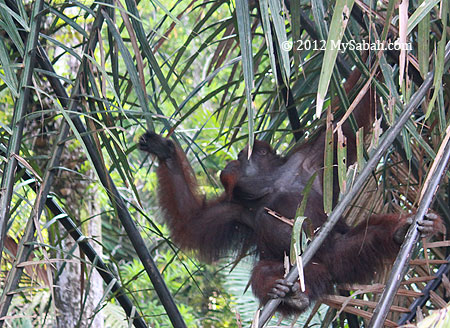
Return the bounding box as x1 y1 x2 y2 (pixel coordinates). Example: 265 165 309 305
356 127 364 172
323 109 334 214
417 0 430 78
407 0 440 35
398 0 408 86
259 0 278 83
290 0 301 73
426 0 448 119
337 126 347 193
311 0 328 39
235 0 255 151
290 215 305 265
291 168 316 266
297 172 318 218
0 2 29 32
316 0 355 118
438 85 446 135
268 0 290 84
380 0 396 41
402 128 412 161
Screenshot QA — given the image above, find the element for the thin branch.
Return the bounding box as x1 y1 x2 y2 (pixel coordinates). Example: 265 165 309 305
368 124 450 328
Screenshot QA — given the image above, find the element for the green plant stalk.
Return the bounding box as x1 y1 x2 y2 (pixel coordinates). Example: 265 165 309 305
0 0 44 267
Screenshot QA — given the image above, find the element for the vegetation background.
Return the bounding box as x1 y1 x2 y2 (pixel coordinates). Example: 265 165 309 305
0 0 449 327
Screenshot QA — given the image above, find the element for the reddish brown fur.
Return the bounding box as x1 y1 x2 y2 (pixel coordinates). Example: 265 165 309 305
220 160 241 200
139 70 441 315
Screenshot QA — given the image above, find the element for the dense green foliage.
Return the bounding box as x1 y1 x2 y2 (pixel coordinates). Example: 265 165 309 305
0 0 449 327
